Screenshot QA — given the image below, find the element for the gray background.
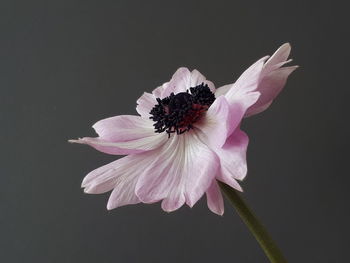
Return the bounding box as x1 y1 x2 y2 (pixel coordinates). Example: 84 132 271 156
1 0 349 262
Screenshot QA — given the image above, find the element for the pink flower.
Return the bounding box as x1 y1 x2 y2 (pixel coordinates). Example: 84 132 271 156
70 43 297 215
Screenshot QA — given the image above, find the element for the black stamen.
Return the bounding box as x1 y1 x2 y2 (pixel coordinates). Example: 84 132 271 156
149 83 215 136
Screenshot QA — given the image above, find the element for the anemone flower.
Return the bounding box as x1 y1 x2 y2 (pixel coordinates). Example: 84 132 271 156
70 43 297 216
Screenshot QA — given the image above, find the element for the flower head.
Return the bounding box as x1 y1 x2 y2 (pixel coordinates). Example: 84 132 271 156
70 43 297 215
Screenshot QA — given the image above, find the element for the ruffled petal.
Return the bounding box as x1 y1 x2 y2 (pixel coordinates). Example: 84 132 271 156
245 66 298 117
215 128 249 186
135 132 219 212
245 43 297 117
206 180 224 216
214 43 296 118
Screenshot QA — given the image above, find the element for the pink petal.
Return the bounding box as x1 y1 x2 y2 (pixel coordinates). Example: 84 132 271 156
93 115 154 142
81 154 155 209
135 132 219 212
246 43 297 117
214 43 297 118
206 180 224 216
152 82 169 98
69 115 168 155
217 173 242 192
82 153 152 191
214 84 232 98
215 128 249 186
161 194 186 212
136 92 157 119
69 134 167 155
194 96 231 149
135 137 183 205
196 93 259 149
107 181 140 210
161 67 191 98
263 43 291 71
225 56 269 101
245 65 298 117
190 69 216 93
136 82 171 118
184 134 220 208
226 92 260 135
161 68 215 99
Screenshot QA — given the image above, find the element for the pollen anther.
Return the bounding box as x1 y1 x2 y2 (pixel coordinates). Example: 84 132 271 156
149 83 215 136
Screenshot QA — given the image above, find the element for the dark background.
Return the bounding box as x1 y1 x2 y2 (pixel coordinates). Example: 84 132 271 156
1 0 349 262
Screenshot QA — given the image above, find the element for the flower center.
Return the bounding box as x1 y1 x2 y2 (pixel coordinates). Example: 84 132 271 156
150 83 215 136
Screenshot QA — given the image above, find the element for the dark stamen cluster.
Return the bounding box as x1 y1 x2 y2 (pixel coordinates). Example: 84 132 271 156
149 83 215 136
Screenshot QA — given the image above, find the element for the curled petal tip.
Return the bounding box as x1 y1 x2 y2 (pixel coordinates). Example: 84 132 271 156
278 42 291 52
68 138 83 144
106 203 114 210
81 180 88 188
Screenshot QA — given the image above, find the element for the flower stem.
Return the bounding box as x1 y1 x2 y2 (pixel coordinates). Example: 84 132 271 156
218 181 287 263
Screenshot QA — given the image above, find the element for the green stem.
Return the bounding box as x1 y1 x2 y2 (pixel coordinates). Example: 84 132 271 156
218 181 287 263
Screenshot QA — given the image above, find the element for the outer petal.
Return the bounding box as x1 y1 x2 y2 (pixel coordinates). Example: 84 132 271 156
206 180 224 215
92 115 154 142
107 179 140 210
225 56 269 101
263 43 291 71
214 128 249 192
245 65 298 117
70 115 168 155
81 153 158 209
135 132 219 212
214 43 297 117
70 134 167 155
246 43 297 116
217 173 242 192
